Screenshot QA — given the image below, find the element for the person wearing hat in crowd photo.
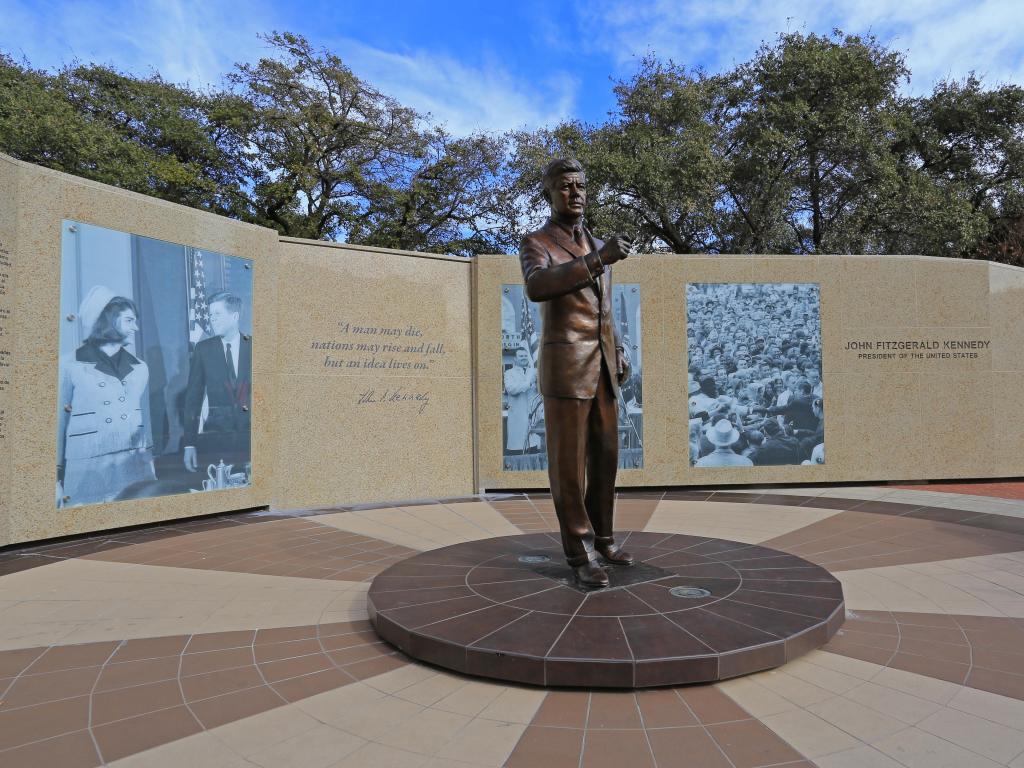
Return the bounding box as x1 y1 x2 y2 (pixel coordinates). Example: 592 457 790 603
57 286 156 507
696 419 753 467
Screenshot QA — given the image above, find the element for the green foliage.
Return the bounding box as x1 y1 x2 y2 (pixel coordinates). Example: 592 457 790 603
2 30 1023 262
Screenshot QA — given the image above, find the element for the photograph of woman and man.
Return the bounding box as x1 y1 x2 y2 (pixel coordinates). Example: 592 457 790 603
56 220 254 508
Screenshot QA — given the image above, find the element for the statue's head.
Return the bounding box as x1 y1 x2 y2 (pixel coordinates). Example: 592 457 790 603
541 157 586 217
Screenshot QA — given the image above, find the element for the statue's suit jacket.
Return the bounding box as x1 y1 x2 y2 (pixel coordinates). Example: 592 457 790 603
519 219 623 401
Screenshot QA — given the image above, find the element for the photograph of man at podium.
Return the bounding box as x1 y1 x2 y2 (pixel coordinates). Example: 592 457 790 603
183 292 252 477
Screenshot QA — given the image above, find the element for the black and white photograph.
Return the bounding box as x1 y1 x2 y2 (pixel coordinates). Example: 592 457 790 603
56 220 254 508
502 283 643 471
686 283 824 468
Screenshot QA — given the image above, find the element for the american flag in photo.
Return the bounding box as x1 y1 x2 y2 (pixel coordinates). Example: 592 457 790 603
520 294 538 360
188 248 211 338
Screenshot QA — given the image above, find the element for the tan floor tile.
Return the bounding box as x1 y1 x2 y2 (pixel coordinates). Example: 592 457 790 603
0 559 367 649
874 726 1004 767
207 700 322 757
394 672 468 706
104 730 249 768
760 709 862 758
294 683 414 740
948 685 1024 731
476 686 545 725
717 676 798 718
800 648 884 681
813 744 911 768
434 716 530 766
375 707 472 756
782 657 865 695
248 723 365 768
432 680 506 717
360 664 438 694
806 696 907 742
330 741 428 768
916 708 1024 764
747 669 836 707
843 681 943 725
644 500 841 543
869 666 960 705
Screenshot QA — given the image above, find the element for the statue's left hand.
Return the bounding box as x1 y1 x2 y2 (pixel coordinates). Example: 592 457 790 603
616 346 631 385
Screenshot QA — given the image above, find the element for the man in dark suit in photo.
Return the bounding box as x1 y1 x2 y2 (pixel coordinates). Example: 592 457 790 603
519 158 634 588
183 292 252 476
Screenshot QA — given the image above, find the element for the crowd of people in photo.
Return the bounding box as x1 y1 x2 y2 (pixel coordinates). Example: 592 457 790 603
686 283 825 467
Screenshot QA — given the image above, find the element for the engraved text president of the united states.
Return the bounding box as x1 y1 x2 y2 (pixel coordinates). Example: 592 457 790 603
519 158 634 588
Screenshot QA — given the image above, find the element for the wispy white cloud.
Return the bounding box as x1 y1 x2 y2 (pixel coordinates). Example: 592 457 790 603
575 0 1024 93
0 0 578 133
0 0 274 88
333 40 578 134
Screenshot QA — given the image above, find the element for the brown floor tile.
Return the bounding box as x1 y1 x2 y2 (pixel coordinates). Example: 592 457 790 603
258 653 335 683
587 692 643 729
253 638 324 663
0 696 90 750
0 729 100 768
110 636 189 663
706 719 805 768
92 705 202 763
342 652 406 679
636 689 699 728
0 648 46 678
972 647 1024 675
676 686 749 725
185 630 255 653
91 679 185 725
532 691 590 729
505 725 584 768
253 626 318 645
270 668 352 702
188 686 284 728
180 647 254 676
95 656 181 692
4 666 101 707
647 726 732 768
26 642 119 674
180 665 265 702
888 652 969 684
966 667 1024 700
581 729 656 768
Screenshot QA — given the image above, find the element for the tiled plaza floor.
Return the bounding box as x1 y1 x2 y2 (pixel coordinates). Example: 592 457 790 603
1 485 1023 766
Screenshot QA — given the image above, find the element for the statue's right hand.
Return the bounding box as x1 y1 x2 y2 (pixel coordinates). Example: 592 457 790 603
599 235 632 265
184 446 198 472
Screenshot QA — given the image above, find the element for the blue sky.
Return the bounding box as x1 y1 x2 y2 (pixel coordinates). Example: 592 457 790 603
2 0 1022 135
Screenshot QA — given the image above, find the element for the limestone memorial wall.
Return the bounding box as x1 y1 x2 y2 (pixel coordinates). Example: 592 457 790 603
1 153 1022 547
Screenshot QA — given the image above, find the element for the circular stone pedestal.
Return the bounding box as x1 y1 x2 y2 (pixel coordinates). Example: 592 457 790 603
367 532 844 688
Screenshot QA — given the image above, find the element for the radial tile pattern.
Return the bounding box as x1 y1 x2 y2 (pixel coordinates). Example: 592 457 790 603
0 482 1022 766
368 532 844 687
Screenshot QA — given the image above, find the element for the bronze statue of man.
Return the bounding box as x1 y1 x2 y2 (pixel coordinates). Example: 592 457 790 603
519 158 635 588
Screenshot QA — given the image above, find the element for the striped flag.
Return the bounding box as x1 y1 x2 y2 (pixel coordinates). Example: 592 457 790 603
520 295 538 361
188 248 210 341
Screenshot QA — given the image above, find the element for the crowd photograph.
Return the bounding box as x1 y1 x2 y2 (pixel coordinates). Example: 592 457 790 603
686 283 825 468
56 220 254 507
501 283 644 471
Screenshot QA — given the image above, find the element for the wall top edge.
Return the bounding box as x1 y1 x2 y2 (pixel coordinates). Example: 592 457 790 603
0 153 272 236
477 252 1022 271
278 236 472 264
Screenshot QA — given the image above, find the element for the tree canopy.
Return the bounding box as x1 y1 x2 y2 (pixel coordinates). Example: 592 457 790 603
1 30 1022 262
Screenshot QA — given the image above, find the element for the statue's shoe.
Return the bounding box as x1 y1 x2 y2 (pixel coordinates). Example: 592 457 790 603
596 542 635 566
572 560 610 588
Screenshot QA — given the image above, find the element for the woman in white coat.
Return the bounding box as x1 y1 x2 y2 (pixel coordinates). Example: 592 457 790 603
57 287 156 507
